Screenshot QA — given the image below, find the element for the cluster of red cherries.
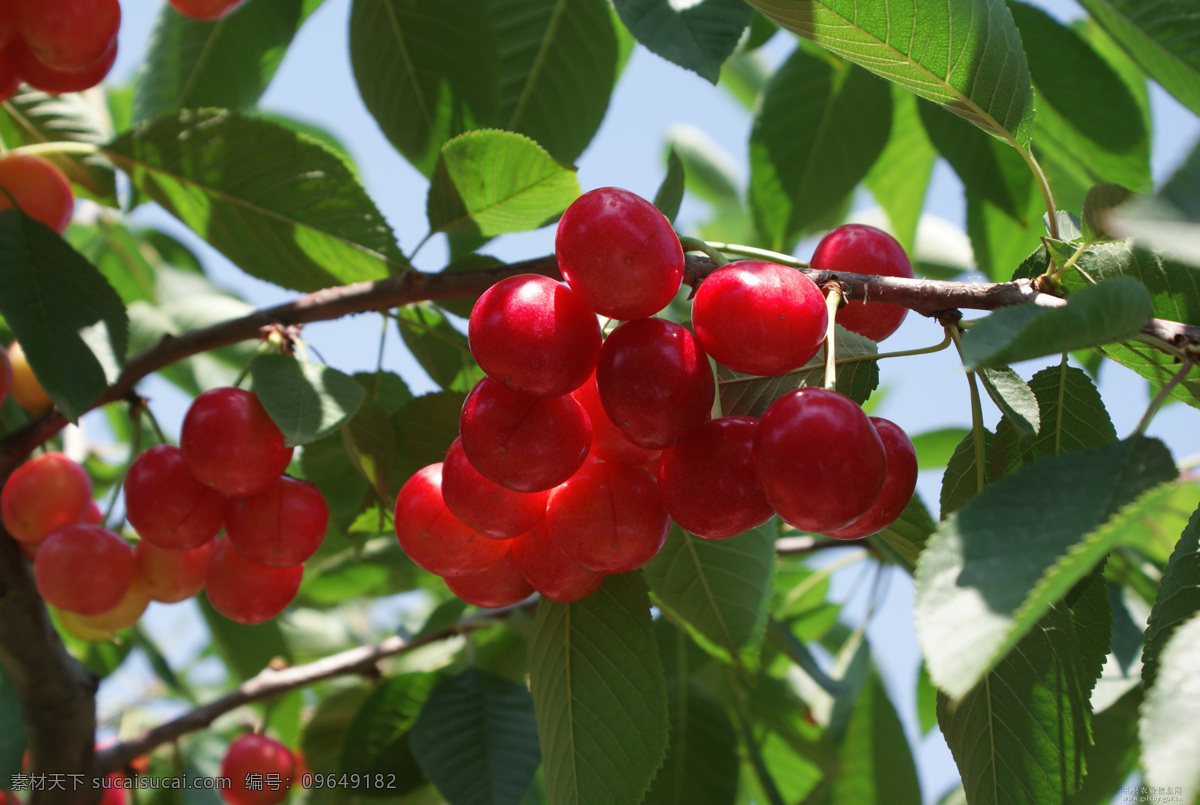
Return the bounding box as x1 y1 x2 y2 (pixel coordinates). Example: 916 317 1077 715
393 187 919 608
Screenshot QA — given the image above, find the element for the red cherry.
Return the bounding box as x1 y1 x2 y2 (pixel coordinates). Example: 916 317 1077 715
34 525 134 615
97 775 127 805
555 187 685 319
79 500 103 524
458 377 591 493
657 416 774 539
135 539 213 604
824 417 917 539
219 734 295 805
569 371 660 466
444 548 535 608
0 4 15 48
692 261 828 376
809 224 913 342
9 34 117 95
0 153 74 233
1 452 91 544
441 438 548 540
547 462 669 574
124 445 225 550
0 48 18 103
69 578 151 633
468 274 601 397
223 476 328 568
511 519 604 603
393 463 509 577
754 388 886 532
14 0 120 71
596 318 714 449
169 0 250 21
205 539 303 624
181 388 293 497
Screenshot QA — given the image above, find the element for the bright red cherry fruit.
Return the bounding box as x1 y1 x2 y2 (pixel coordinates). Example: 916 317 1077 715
569 371 660 466
658 416 774 539
511 519 605 603
809 224 913 342
9 35 117 95
224 476 328 568
220 734 295 805
135 539 213 604
181 387 293 497
1 452 91 544
459 377 591 493
444 548 535 608
555 187 685 320
596 318 714 449
124 445 224 550
754 388 887 533
824 417 917 539
393 463 509 577
469 274 601 397
548 462 669 574
0 49 18 104
441 438 547 540
0 154 74 233
169 0 250 21
34 525 134 615
204 539 303 625
692 261 828 376
15 0 120 70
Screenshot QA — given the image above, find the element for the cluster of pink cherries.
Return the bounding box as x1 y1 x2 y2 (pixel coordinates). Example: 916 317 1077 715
394 187 919 608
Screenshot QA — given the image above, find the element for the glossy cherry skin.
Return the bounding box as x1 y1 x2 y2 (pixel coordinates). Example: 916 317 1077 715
9 34 117 94
569 371 660 466
204 539 303 625
1 452 91 544
469 274 601 397
824 417 917 539
459 377 591 493
6 341 52 413
69 579 151 633
15 0 120 70
124 445 224 550
181 388 294 497
224 476 328 568
548 462 669 574
0 48 18 103
658 416 774 539
596 318 714 449
393 463 509 577
441 438 548 540
444 548 535 608
511 519 605 603
34 525 135 615
220 734 295 805
169 0 250 21
134 539 213 604
809 224 913 342
0 154 74 233
555 187 685 320
692 261 828 376
754 388 887 532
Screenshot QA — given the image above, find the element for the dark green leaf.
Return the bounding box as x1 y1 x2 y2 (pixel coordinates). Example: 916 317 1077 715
104 110 407 292
1073 687 1142 805
134 0 325 122
343 395 395 504
0 211 127 422
528 573 668 805
298 429 371 538
665 125 740 206
1083 183 1136 243
301 683 374 774
353 370 413 415
966 180 1046 283
916 663 937 735
910 427 971 470
768 619 847 698
0 665 26 780
66 220 158 304
832 674 921 805
642 680 738 805
339 673 436 794
653 148 685 224
1142 502 1200 688
750 47 891 250
392 391 467 486
612 0 751 82
1056 239 1200 325
915 437 1176 698
864 88 937 254
256 112 360 177
939 431 991 519
251 355 366 447
197 594 291 681
1139 611 1200 801
395 304 482 393
871 493 937 572
410 669 540 805
978 366 1040 439
718 50 771 110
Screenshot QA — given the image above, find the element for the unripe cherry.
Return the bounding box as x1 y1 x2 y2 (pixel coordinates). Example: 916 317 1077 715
181 387 293 497
824 417 918 539
569 371 660 466
469 274 601 397
219 734 295 805
2 452 91 544
204 539 303 625
441 438 548 540
393 463 509 577
444 548 535 609
223 476 328 568
657 416 774 539
124 445 224 550
34 525 135 615
809 224 913 342
6 341 52 413
69 579 152 633
511 519 605 603
135 539 213 604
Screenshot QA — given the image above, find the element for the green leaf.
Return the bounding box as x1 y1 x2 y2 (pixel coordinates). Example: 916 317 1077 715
939 430 991 518
427 130 580 239
644 524 775 668
392 391 467 486
134 0 325 122
1054 239 1200 326
395 304 482 393
959 277 1153 370
410 669 540 805
864 88 937 254
745 0 1035 145
718 50 771 110
871 493 937 572
612 0 752 83
978 366 1040 439
343 395 396 504
301 682 375 774
966 178 1046 283
1140 611 1200 802
251 355 366 447
1076 0 1200 117
664 124 740 206
66 220 158 304
0 665 26 780
832 673 921 805
717 324 878 416
300 429 372 538
916 663 937 735
915 437 1176 699
653 147 685 224
910 427 971 470
0 211 127 422
528 573 668 805
1142 502 1200 688
1082 183 1135 243
749 46 891 250
1073 687 1142 805
643 675 738 805
197 594 291 681
104 110 407 292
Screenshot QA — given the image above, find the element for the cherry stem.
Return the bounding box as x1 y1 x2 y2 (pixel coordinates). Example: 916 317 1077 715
677 236 729 267
950 326 987 494
1131 357 1194 438
822 285 843 390
702 242 809 268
